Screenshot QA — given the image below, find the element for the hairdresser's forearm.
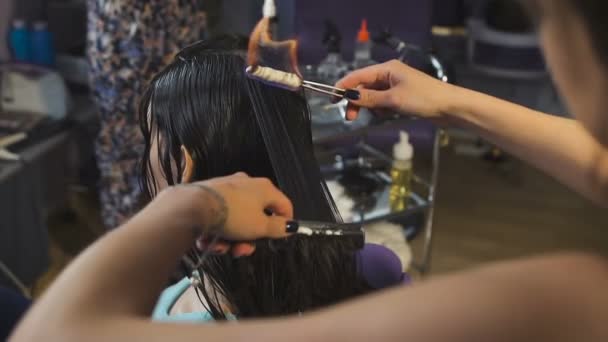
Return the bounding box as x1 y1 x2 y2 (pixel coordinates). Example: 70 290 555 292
445 86 608 205
16 253 608 342
136 254 608 342
58 187 201 314
311 254 608 342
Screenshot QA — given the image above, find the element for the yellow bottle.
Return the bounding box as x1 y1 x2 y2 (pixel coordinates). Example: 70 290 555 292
389 131 413 212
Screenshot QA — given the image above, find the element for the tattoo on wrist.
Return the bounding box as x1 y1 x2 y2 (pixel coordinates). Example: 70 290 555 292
183 184 228 235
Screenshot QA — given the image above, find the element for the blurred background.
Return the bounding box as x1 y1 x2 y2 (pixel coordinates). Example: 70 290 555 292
0 0 606 304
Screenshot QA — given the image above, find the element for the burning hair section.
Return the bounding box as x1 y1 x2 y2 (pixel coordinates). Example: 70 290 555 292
245 65 303 91
247 17 301 77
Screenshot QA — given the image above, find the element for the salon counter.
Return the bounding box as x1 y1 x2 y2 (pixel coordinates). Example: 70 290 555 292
0 130 73 290
0 96 96 291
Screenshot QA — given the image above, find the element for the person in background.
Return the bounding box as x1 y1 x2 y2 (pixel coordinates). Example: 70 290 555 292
87 0 206 228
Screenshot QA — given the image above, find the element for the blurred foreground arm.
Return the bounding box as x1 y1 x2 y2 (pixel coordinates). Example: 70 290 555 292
11 173 294 341
10 175 608 341
338 60 608 205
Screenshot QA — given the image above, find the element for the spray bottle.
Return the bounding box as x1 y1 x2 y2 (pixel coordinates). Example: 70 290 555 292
31 21 55 67
389 131 413 212
9 19 30 63
317 20 349 84
353 19 375 69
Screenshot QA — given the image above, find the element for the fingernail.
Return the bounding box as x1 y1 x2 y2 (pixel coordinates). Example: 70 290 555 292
285 220 299 233
344 89 360 101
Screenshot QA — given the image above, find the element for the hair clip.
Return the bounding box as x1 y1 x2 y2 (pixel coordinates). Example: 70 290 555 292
190 270 202 287
186 235 221 288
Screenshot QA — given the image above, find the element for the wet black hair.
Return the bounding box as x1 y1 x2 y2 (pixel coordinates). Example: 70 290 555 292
138 35 370 319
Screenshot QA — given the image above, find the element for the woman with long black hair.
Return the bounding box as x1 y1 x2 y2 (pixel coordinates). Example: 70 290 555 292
139 36 377 320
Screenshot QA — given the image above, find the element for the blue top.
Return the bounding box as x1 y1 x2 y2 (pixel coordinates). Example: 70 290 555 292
152 277 216 323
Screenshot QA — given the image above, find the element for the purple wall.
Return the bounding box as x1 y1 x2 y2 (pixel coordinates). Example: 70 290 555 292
294 0 433 64
432 0 467 26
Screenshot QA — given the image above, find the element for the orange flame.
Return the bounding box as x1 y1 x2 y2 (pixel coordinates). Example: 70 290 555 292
247 17 301 77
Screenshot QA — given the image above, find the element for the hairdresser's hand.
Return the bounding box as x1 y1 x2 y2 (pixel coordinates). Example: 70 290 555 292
336 59 456 121
179 172 293 257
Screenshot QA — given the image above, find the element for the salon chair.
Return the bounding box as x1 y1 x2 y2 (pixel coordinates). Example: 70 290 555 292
359 243 410 288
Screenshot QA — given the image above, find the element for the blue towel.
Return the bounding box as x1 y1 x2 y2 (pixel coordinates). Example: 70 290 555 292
152 277 216 323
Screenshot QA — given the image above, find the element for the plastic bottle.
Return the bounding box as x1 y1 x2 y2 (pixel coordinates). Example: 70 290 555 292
389 131 414 212
9 19 31 63
31 21 55 67
263 0 276 18
317 20 349 84
353 19 375 69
